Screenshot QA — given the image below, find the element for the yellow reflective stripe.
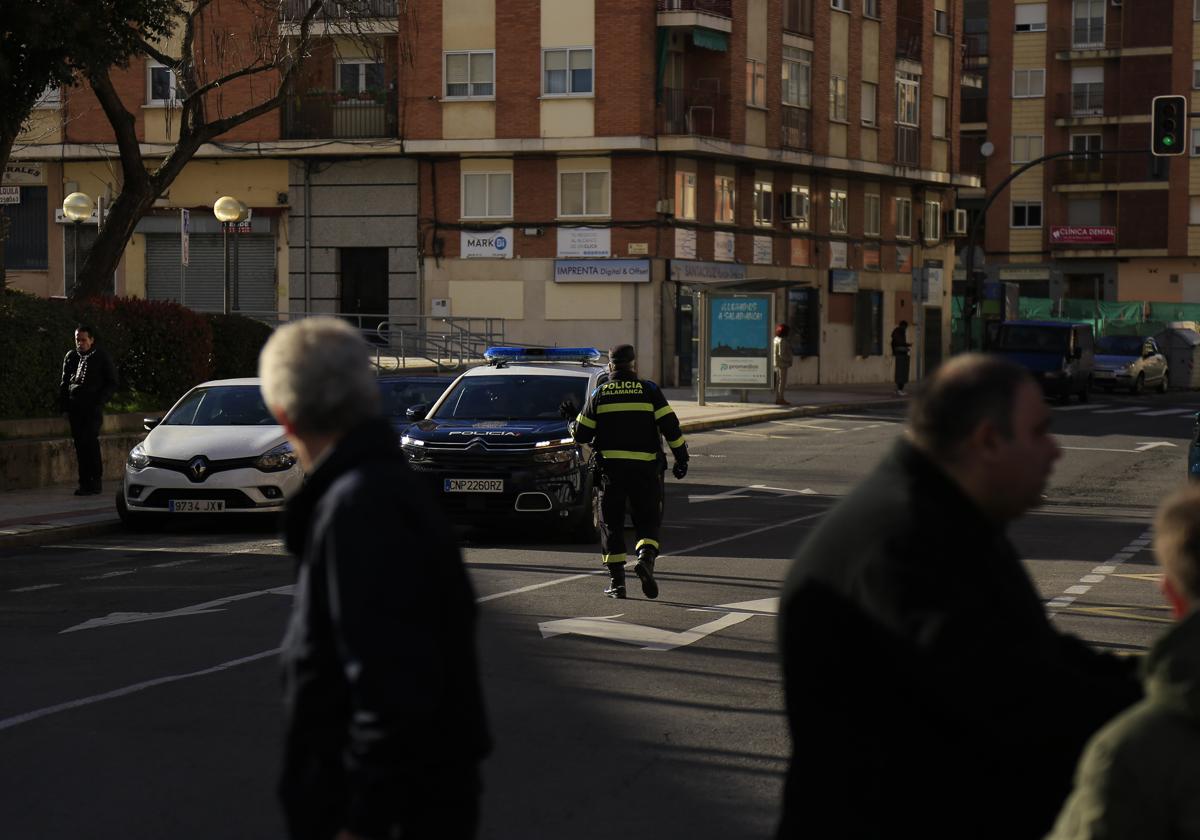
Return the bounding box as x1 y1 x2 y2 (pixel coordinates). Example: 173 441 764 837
603 553 627 565
654 405 675 420
596 402 654 414
667 436 686 449
600 449 659 462
575 413 596 428
635 538 660 551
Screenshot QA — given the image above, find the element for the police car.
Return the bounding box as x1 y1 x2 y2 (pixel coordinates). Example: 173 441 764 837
400 347 606 540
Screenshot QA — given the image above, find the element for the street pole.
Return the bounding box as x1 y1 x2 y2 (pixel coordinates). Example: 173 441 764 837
222 221 230 315
71 220 80 295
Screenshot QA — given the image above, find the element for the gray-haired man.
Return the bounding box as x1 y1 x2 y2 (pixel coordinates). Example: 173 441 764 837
260 318 490 840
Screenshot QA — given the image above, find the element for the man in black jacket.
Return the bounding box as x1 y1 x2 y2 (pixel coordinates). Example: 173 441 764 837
776 354 1141 840
259 318 490 840
59 323 118 495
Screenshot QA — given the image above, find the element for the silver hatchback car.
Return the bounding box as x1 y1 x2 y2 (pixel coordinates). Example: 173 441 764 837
1093 335 1169 394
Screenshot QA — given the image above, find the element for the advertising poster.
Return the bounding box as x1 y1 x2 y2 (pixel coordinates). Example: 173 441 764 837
557 226 611 258
706 293 772 388
461 228 514 259
675 227 697 259
713 230 736 262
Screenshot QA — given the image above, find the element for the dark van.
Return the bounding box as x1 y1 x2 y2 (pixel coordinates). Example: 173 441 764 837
992 320 1095 402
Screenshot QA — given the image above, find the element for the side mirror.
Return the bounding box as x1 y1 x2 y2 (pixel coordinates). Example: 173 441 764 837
405 404 428 421
143 417 162 431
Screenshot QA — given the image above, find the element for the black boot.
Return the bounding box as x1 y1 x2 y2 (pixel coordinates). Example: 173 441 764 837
603 563 626 599
634 549 659 600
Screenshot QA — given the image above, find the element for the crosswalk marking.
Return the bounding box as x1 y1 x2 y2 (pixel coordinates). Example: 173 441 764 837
1137 408 1197 417
1054 403 1105 411
1091 406 1148 415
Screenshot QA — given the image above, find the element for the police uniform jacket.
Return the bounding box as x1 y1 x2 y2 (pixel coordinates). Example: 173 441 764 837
777 438 1141 840
572 372 686 463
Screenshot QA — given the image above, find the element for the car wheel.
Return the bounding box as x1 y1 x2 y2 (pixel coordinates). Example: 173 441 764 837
1131 373 1145 395
570 480 600 544
115 490 160 531
1159 371 1170 393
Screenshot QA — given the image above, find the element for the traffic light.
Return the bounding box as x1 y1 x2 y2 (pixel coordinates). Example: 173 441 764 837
1151 94 1188 156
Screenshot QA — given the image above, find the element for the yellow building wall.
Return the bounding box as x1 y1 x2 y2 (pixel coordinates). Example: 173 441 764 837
1116 260 1200 301
1189 226 1200 256
1008 230 1043 258
862 21 879 83
449 280 525 318
1189 159 1200 195
17 108 62 145
861 129 878 161
541 99 595 138
165 159 288 209
444 0 495 48
144 108 181 144
1012 33 1047 67
931 140 947 172
444 102 496 139
933 36 950 97
1011 100 1043 134
747 0 767 59
829 124 847 157
544 281 622 319
746 109 766 147
542 0 594 45
125 234 147 298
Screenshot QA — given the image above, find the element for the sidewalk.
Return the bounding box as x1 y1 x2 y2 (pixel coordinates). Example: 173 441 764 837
0 384 905 552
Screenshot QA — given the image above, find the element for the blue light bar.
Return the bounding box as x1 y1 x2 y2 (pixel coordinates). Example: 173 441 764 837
484 346 602 363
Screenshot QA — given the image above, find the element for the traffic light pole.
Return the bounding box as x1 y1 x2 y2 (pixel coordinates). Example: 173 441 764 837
962 146 1154 351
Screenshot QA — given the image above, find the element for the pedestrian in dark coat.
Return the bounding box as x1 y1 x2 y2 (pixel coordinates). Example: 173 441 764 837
891 319 911 395
260 318 491 840
59 323 118 495
1047 485 1200 840
776 354 1141 840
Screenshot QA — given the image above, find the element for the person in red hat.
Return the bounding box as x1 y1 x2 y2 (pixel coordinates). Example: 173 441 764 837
773 323 793 405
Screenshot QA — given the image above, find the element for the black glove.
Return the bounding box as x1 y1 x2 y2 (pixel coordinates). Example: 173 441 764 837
672 459 688 480
559 400 577 419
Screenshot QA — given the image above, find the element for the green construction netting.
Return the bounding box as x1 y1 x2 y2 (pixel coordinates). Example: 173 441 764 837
950 297 1170 344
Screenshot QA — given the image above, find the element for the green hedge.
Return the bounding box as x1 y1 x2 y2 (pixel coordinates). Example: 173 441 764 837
0 289 276 420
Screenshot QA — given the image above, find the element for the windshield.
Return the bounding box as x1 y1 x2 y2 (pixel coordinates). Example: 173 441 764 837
1097 336 1144 356
996 325 1070 354
378 379 453 416
163 386 276 426
431 374 590 421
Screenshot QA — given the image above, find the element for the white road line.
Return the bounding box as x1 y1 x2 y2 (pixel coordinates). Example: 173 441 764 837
80 570 135 580
1091 406 1147 415
0 648 281 732
1065 585 1092 595
11 583 60 593
750 484 818 495
1138 408 1196 417
768 420 845 432
1047 528 1154 616
714 428 790 439
1054 403 1113 411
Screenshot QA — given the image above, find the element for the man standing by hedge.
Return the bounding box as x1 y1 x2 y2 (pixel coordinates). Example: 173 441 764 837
59 324 118 495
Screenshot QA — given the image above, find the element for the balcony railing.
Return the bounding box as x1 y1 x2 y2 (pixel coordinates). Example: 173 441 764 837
1053 156 1120 184
1056 88 1104 118
282 90 399 140
281 0 399 20
1071 20 1106 48
897 16 923 61
655 0 732 16
781 106 812 151
658 86 729 138
1052 21 1122 51
896 125 920 167
961 97 988 123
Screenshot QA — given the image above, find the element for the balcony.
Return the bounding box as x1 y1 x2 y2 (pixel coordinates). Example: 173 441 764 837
896 125 920 167
658 86 730 138
1055 88 1105 121
961 96 988 124
280 0 399 34
1052 157 1121 185
897 16 923 61
281 90 399 140
656 0 733 33
781 106 812 151
1053 21 1131 56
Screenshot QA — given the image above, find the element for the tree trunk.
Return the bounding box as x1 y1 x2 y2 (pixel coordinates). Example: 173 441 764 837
71 181 158 299
0 131 15 290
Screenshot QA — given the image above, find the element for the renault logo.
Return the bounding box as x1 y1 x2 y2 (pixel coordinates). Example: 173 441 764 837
188 456 210 482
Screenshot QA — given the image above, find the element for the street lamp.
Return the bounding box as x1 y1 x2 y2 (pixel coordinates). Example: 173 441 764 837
213 196 249 314
62 191 94 295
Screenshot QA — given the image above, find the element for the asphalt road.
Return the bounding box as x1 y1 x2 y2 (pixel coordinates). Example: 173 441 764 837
0 389 1194 839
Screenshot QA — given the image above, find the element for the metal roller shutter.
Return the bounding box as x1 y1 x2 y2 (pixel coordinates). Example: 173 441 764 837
146 233 276 313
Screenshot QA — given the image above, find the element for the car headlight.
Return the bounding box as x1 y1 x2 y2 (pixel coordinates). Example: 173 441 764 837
1121 362 1136 374
534 439 580 464
254 442 297 472
127 443 150 470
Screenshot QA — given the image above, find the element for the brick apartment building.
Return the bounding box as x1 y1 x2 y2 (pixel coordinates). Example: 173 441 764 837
4 0 977 385
958 0 1200 306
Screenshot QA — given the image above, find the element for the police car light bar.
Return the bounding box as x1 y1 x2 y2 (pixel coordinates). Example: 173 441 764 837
484 347 602 363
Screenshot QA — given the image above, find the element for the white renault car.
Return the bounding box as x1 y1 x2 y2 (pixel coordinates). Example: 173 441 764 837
117 378 303 527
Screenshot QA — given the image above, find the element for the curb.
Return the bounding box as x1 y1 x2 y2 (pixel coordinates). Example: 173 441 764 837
0 399 904 553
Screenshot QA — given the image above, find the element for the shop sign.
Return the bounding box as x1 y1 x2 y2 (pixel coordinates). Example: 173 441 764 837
753 236 772 265
713 230 736 262
829 269 859 294
675 228 697 260
557 226 611 258
462 228 513 259
1050 225 1116 245
554 259 650 283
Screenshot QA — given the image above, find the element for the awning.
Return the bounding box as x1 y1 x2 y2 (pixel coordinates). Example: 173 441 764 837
691 27 728 52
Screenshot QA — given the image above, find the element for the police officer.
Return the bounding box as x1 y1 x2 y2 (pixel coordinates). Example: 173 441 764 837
572 344 688 599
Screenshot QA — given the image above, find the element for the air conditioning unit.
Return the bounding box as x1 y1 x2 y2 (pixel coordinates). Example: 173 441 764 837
1111 0 1121 6
781 191 810 221
655 198 675 215
946 207 969 237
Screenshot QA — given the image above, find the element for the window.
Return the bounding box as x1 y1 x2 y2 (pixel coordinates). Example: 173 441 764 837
1011 200 1043 228
864 193 881 237
783 0 814 33
715 175 736 224
543 48 593 96
782 48 812 108
829 189 848 234
559 170 609 217
831 0 849 10
1192 126 1200 156
854 290 884 357
932 96 947 138
1012 69 1045 98
1 186 48 270
1015 4 1047 31
754 181 773 225
1073 0 1105 47
789 186 811 230
1068 197 1101 225
895 197 913 239
34 85 61 109
147 60 177 105
863 0 880 17
1196 0 1200 20
1191 197 1200 225
1193 60 1200 89
746 59 767 107
1012 135 1044 163
461 172 512 219
861 82 878 126
338 60 385 96
445 51 494 99
934 9 949 34
830 76 848 122
675 170 697 220
924 199 941 242
896 72 919 126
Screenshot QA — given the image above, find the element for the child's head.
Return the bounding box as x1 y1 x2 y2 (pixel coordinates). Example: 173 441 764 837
1153 486 1200 618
